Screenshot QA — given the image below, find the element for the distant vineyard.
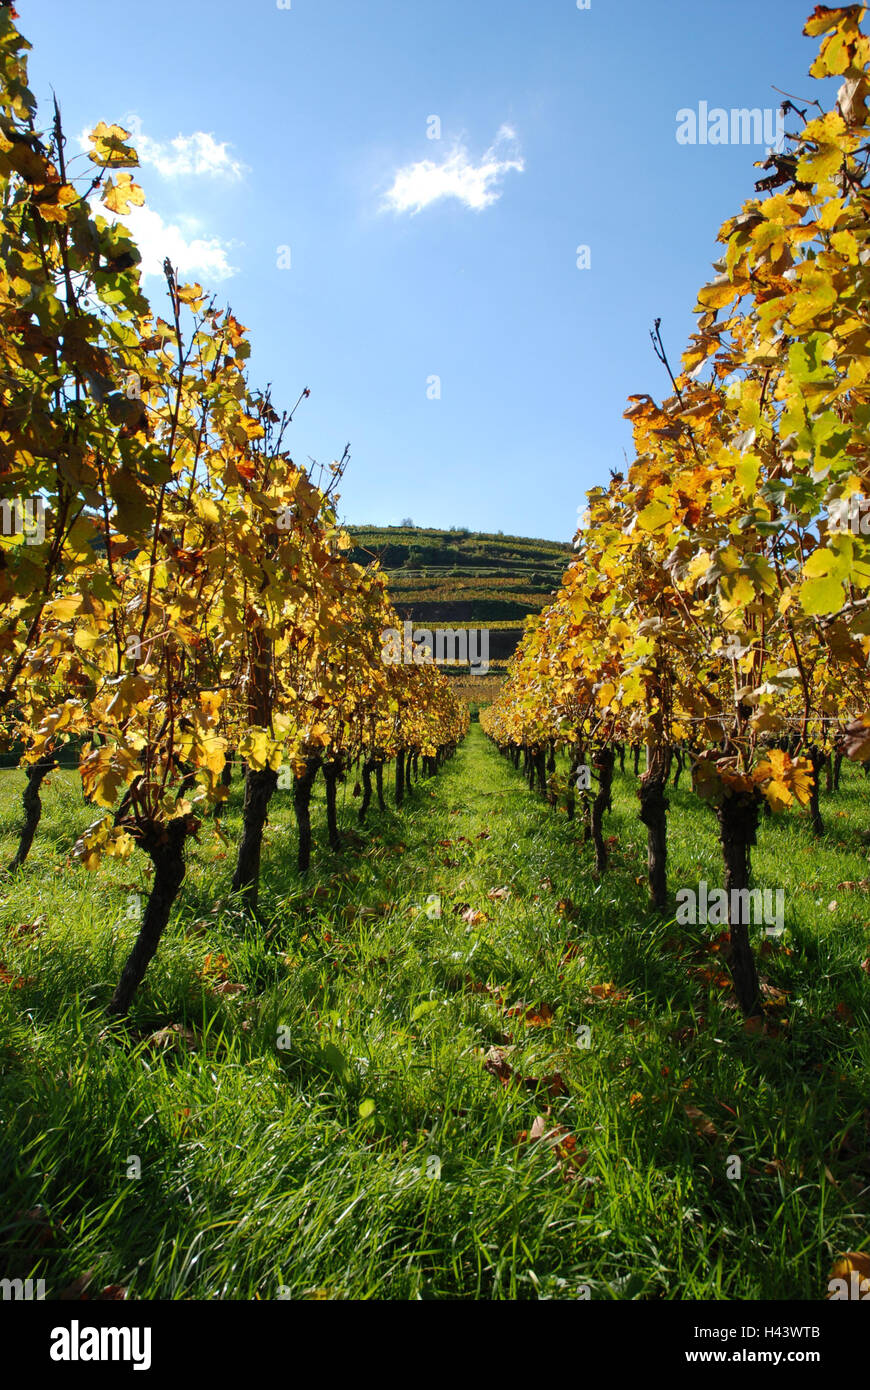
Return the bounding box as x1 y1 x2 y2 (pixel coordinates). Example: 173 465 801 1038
347 526 567 679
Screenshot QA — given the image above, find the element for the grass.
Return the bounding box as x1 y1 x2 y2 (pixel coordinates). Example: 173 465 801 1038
0 726 868 1300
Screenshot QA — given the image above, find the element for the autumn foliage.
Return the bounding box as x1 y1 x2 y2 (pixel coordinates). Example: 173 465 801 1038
0 9 466 1011
482 3 870 1017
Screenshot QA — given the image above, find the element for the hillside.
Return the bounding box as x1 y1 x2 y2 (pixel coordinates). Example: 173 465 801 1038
346 526 572 699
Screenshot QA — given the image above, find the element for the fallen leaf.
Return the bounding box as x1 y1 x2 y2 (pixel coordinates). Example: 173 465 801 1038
483 1047 513 1085
760 983 789 1006
684 1104 718 1140
146 1023 198 1051
200 951 231 981
764 1158 788 1176
13 1206 60 1247
829 1251 870 1297
60 1271 97 1300
588 982 627 1001
524 1003 554 1027
523 1071 568 1098
517 1119 589 1172
7 915 47 939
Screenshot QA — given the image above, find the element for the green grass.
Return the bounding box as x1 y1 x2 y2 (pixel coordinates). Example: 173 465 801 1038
1 728 869 1299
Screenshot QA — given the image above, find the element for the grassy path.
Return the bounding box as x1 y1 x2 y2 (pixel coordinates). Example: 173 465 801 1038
1 725 869 1299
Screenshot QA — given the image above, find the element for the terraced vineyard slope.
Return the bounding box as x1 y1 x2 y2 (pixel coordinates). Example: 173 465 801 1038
347 527 573 703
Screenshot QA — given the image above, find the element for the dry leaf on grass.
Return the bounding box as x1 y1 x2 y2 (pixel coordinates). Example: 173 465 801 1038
60 1271 127 1301
483 1047 513 1085
684 1104 718 1140
13 1206 61 1246
587 982 628 1002
0 963 27 987
516 1119 589 1174
6 914 47 939
146 1023 198 1052
523 1071 568 1099
828 1251 870 1298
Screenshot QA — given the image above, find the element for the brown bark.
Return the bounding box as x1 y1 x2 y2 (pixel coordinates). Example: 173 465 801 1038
8 755 56 870
323 759 343 850
214 752 233 820
395 749 405 807
672 747 684 790
591 747 616 874
638 744 669 910
359 754 374 823
231 766 278 909
535 749 547 796
807 748 826 837
716 792 763 1019
107 817 189 1016
294 758 320 872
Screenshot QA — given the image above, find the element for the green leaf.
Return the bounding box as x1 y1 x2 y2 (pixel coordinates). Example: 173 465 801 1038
109 464 154 538
637 501 671 532
411 1000 438 1022
799 572 844 616
318 1041 353 1086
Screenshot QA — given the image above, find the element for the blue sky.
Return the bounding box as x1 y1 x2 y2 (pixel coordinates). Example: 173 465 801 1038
23 0 841 542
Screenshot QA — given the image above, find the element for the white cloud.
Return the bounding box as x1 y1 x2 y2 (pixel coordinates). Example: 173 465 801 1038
78 116 247 181
123 115 247 180
382 125 524 215
96 201 238 283
78 116 241 282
